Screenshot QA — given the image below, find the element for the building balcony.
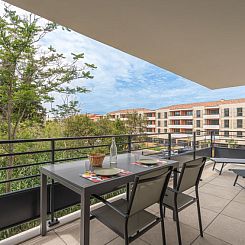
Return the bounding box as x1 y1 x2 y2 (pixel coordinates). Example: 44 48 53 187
168 124 193 129
146 124 156 128
168 115 193 120
203 114 220 119
1 134 245 245
146 116 156 120
203 124 220 129
4 160 245 245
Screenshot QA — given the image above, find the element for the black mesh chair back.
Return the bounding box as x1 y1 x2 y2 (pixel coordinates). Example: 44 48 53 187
128 166 172 215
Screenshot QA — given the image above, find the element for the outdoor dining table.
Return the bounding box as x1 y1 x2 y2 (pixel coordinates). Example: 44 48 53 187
40 153 179 245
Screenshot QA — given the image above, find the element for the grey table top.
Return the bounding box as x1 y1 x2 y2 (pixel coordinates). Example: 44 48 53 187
230 169 245 176
41 153 178 195
211 157 245 164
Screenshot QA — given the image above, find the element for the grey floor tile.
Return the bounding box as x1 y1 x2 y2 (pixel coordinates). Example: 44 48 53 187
233 190 245 204
192 233 230 245
222 200 245 222
55 219 117 245
197 192 231 213
141 218 199 245
199 183 240 200
106 237 149 245
205 214 245 245
21 231 66 245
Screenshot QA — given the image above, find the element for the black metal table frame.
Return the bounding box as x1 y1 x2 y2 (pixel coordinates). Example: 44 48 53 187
40 154 179 245
211 157 245 175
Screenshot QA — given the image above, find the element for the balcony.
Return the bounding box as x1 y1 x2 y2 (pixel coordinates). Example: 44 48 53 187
168 115 193 120
146 116 156 120
5 159 245 245
203 125 220 130
1 132 245 245
203 114 220 119
146 124 156 128
168 124 193 129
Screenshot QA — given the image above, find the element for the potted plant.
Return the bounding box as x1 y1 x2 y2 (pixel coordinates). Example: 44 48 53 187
88 148 106 167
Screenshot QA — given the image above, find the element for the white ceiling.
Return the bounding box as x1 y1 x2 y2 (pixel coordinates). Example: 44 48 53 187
5 0 245 89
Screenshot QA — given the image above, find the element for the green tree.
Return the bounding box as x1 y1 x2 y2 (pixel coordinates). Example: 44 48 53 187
126 112 147 134
0 6 96 192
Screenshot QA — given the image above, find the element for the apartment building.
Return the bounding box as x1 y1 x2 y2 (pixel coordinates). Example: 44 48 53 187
107 99 245 144
107 108 156 132
156 98 245 144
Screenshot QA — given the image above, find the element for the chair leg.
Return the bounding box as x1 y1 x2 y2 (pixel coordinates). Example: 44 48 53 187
160 205 167 245
233 175 239 186
163 206 166 218
174 206 182 245
124 222 129 245
212 161 216 171
196 198 203 237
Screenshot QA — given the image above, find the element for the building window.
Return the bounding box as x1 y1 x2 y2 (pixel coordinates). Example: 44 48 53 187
224 119 229 128
164 112 168 118
237 108 243 117
158 128 161 133
157 112 161 119
158 121 161 127
224 108 229 117
224 131 229 137
196 130 200 136
237 131 243 138
196 110 201 118
237 119 243 128
196 120 200 128
173 111 180 116
164 120 167 127
186 111 193 116
164 129 167 133
186 120 193 125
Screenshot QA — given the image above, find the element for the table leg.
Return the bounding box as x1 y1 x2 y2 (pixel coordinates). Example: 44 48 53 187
40 173 47 236
219 163 225 175
80 190 90 245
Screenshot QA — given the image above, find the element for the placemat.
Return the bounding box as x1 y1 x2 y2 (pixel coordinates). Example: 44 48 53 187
80 169 132 183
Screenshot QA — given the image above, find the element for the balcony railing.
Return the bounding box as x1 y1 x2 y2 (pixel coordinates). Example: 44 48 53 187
1 130 244 240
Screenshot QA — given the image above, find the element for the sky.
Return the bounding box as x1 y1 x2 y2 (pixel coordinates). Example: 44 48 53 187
1 1 245 115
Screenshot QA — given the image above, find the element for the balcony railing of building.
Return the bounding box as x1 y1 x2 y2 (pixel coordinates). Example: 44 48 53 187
1 130 244 240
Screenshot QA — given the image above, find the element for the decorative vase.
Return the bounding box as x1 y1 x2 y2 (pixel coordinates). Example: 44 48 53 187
88 153 105 167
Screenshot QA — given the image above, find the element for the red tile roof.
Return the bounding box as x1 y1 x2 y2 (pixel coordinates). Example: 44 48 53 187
108 108 154 114
157 98 245 110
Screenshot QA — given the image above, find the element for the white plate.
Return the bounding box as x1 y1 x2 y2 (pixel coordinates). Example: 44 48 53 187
94 168 121 176
139 159 158 165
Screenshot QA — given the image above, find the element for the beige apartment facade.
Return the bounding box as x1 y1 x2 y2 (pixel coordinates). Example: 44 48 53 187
107 108 156 133
107 98 245 146
156 98 245 145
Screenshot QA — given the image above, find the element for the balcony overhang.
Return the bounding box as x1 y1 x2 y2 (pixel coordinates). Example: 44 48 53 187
5 0 245 89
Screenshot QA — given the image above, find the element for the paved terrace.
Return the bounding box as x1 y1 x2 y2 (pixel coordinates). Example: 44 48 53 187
21 163 245 245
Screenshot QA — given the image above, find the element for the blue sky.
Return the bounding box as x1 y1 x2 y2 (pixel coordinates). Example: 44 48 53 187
2 1 245 114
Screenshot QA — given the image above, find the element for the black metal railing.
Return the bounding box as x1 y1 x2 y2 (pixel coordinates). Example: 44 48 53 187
1 130 244 234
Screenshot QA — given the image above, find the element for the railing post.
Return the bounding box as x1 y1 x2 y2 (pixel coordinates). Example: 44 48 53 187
48 139 59 227
193 131 196 160
128 135 132 153
210 131 214 157
168 133 171 159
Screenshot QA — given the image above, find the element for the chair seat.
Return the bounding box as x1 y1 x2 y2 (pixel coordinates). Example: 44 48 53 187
163 188 196 211
91 199 159 238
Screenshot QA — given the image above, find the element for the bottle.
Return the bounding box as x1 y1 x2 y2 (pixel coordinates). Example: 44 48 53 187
110 137 117 164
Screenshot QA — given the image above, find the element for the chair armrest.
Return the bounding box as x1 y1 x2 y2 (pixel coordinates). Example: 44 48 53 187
92 194 128 218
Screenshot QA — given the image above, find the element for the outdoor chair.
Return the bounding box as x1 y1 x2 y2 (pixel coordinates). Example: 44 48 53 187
91 166 173 245
162 157 206 245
